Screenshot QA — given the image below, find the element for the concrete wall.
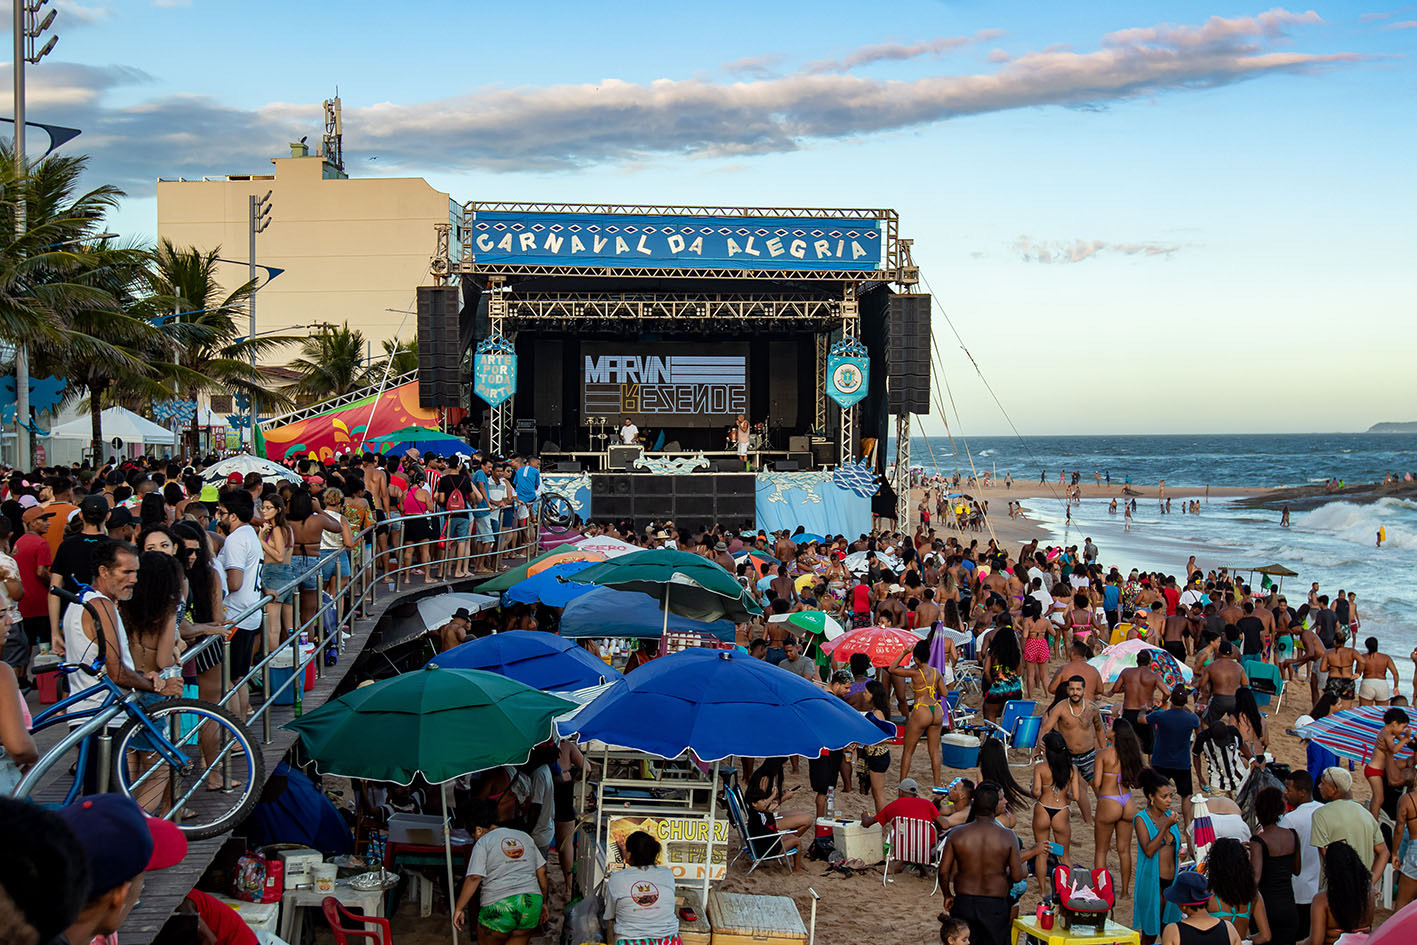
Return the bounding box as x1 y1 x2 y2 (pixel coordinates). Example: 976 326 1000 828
157 156 453 364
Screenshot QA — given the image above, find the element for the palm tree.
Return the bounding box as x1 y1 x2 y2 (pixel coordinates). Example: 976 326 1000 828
378 334 418 377
289 323 372 400
147 238 291 454
0 145 130 458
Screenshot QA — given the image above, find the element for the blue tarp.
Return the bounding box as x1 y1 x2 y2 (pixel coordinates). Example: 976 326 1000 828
244 762 354 856
558 586 736 641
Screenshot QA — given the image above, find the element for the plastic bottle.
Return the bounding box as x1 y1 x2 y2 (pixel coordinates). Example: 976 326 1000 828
826 786 835 817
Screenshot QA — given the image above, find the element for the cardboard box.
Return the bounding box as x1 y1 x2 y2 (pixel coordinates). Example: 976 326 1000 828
274 847 324 888
387 812 444 846
707 891 806 945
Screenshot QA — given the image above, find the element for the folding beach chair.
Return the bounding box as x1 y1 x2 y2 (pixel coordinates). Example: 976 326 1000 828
882 816 940 893
724 785 798 873
1244 660 1283 710
975 699 1039 765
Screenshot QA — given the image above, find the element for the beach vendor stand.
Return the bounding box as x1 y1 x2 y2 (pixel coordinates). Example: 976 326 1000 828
559 647 890 915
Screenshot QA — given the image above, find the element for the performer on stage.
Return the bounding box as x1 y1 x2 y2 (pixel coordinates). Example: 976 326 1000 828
734 414 750 464
619 417 639 445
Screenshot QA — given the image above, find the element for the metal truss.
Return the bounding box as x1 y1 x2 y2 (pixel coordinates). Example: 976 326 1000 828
501 293 841 330
895 414 911 527
815 333 828 433
839 285 859 465
264 369 419 428
487 301 511 457
456 261 914 284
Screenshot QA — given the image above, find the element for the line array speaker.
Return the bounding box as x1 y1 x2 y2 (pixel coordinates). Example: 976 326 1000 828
586 474 756 530
416 285 462 407
887 293 932 415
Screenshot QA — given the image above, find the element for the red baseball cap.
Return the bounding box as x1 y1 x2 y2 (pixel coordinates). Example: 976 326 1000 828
226 472 245 485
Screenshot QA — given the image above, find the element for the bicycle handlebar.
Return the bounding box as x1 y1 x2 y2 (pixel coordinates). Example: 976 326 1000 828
49 584 106 674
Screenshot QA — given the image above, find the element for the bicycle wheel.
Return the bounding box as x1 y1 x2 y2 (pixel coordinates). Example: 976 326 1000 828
110 698 265 840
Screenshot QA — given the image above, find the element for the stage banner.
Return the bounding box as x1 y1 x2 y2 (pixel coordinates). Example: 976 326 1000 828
583 341 747 428
473 336 517 407
827 339 870 408
260 381 437 463
470 211 883 271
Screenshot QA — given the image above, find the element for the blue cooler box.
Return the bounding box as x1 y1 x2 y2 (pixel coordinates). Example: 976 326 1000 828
940 732 980 769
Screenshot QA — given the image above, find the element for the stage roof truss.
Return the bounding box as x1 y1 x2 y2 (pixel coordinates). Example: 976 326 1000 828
454 202 916 286
501 292 842 332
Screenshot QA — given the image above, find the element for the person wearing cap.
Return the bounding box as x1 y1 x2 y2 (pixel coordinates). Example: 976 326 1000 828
224 471 245 492
106 505 136 543
8 503 53 686
860 777 945 833
1311 766 1389 883
432 607 473 653
0 796 92 945
48 494 114 657
1157 870 1242 945
55 793 188 944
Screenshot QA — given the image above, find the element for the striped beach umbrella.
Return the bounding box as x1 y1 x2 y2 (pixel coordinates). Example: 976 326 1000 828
1294 706 1415 763
1189 794 1216 867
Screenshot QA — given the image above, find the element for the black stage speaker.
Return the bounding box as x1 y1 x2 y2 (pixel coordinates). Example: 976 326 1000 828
554 460 582 473
773 460 799 472
811 441 835 466
768 341 798 429
788 451 812 469
587 474 755 529
532 340 564 424
607 445 642 470
887 293 932 415
416 285 462 407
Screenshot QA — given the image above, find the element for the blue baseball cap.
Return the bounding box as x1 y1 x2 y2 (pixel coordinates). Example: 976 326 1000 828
56 795 188 898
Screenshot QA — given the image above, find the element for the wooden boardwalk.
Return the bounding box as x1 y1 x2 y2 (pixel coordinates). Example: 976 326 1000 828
24 571 488 944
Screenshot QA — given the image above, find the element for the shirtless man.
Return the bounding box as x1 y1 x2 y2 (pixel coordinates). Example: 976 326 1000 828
1196 642 1247 723
1280 621 1328 702
1217 593 1244 629
1161 608 1190 661
915 587 943 630
1365 708 1415 818
1111 650 1172 754
362 452 392 569
938 782 1025 945
875 585 908 629
1359 637 1400 706
768 564 797 606
433 608 472 652
1046 642 1105 704
1320 629 1363 709
773 531 797 563
1038 676 1105 824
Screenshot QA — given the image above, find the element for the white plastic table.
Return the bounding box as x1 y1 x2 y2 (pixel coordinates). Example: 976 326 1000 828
278 882 385 943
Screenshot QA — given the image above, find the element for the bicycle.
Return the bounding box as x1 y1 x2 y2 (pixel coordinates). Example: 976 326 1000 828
13 586 265 839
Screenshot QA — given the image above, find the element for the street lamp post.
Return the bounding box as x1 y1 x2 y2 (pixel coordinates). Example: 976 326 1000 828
247 190 272 451
11 0 58 470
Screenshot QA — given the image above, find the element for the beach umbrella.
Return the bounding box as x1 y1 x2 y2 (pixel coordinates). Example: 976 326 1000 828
372 591 499 653
572 535 640 558
769 610 845 641
732 548 779 564
1087 639 1194 688
502 561 599 607
526 549 606 577
1366 895 1417 944
287 665 574 945
820 625 921 667
476 548 575 594
201 454 300 485
559 648 888 761
431 630 621 692
735 552 777 579
1190 794 1216 867
792 532 825 545
557 587 736 642
367 425 472 457
538 527 584 551
567 549 762 625
842 550 901 575
1294 706 1415 763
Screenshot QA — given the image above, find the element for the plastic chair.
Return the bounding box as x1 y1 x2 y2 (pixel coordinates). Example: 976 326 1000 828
322 897 393 945
1006 714 1043 765
1245 661 1282 709
724 785 798 873
998 700 1036 740
882 817 940 893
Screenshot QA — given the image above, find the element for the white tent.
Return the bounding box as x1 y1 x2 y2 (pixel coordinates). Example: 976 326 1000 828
43 407 177 464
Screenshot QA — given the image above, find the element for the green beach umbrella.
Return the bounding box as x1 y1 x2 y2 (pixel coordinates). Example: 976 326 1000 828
568 548 763 625
286 664 574 784
768 610 845 641
287 665 573 945
475 547 569 594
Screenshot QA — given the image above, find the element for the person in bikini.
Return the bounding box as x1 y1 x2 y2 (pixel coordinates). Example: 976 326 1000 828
1038 676 1105 824
1094 718 1145 898
1032 732 1083 896
890 639 945 787
1065 592 1107 655
1393 773 1417 909
1019 598 1051 698
1364 707 1414 819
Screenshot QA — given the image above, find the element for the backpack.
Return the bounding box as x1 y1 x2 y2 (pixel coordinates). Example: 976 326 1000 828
446 477 467 512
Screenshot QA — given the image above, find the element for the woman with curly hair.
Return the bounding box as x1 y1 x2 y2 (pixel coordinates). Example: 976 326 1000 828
1205 837 1270 943
1094 717 1145 897
1306 841 1372 945
982 620 1023 724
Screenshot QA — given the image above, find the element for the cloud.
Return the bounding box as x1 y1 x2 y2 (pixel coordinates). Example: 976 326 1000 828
1011 236 1182 264
153 0 192 6
1382 19 1417 29
721 54 784 79
986 48 1012 63
1358 11 1395 22
804 29 1006 73
10 8 1369 193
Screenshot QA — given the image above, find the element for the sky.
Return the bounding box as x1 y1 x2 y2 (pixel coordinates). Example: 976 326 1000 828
4 1 1415 435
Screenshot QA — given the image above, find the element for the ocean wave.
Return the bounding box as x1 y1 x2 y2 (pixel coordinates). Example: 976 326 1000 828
977 449 997 457
1297 500 1417 551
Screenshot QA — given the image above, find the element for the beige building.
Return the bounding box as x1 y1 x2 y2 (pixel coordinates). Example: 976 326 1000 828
156 146 459 367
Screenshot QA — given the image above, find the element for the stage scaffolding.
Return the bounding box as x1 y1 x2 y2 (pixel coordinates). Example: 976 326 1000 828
440 203 924 481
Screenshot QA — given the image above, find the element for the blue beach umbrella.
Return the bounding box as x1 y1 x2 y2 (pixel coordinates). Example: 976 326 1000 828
792 532 825 545
502 561 598 607
558 587 735 642
560 647 888 761
432 630 621 692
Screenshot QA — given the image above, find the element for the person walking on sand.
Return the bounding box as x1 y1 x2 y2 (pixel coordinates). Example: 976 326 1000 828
1111 650 1170 754
1031 733 1084 896
1094 718 1145 898
1359 636 1399 706
939 782 1025 945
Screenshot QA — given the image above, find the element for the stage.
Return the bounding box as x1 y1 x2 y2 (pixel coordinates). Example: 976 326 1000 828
415 202 933 530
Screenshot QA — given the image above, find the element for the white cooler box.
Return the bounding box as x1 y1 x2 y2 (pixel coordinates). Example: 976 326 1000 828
209 893 279 933
387 812 445 845
829 819 883 862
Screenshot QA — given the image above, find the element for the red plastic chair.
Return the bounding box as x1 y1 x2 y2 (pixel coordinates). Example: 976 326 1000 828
322 897 393 945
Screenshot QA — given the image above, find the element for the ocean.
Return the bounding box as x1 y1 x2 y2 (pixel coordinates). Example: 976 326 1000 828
904 432 1417 489
904 434 1417 673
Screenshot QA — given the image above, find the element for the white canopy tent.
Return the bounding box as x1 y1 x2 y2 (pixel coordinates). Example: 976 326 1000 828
44 407 177 464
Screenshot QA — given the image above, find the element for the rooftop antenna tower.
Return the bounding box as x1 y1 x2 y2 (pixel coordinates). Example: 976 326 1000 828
322 94 344 174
